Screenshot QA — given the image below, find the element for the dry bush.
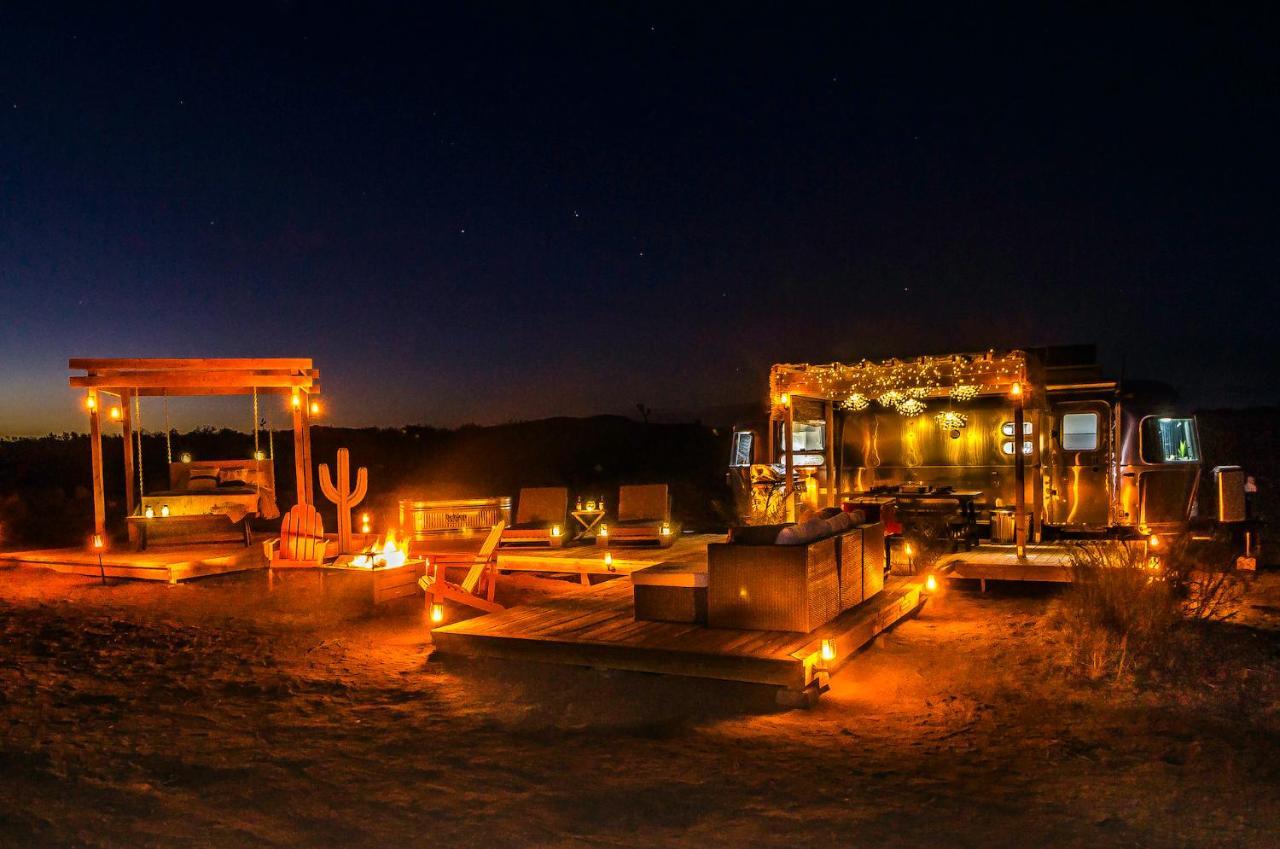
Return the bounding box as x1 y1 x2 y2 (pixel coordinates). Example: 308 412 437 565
1052 539 1249 683
1053 541 1180 680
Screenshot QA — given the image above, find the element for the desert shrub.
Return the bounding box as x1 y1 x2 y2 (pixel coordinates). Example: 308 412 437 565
1052 539 1248 682
1053 541 1180 680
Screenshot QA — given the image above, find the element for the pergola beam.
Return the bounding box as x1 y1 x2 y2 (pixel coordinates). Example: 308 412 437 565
71 372 317 390
69 357 313 371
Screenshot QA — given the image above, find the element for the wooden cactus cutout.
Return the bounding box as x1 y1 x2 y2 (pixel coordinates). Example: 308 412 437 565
318 447 368 554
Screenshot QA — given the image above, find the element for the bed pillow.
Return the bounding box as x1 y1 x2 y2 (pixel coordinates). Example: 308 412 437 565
187 475 218 491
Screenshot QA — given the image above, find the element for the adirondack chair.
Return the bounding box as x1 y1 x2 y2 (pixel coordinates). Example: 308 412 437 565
597 484 680 548
500 487 569 548
264 503 329 589
419 519 506 617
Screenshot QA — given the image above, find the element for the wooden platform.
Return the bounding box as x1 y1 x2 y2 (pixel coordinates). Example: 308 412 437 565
432 574 925 699
937 543 1075 585
495 533 714 584
0 543 266 583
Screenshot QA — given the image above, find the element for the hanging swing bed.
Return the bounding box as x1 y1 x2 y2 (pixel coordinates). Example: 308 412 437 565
69 358 321 552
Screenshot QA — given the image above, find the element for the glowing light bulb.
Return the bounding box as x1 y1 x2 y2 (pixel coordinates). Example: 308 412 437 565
780 393 790 407
291 392 301 409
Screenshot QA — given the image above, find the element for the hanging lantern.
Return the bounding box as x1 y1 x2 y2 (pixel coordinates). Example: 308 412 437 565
85 394 97 411
291 392 301 410
180 452 192 464
1010 381 1023 398
309 400 321 416
877 390 904 409
950 384 979 402
842 393 869 412
430 602 445 623
109 405 122 421
897 398 927 417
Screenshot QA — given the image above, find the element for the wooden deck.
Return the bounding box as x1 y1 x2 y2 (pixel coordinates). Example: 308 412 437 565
937 543 1075 585
0 543 266 583
432 573 925 700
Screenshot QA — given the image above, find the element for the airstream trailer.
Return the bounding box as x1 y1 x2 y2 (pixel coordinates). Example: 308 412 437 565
728 347 1257 555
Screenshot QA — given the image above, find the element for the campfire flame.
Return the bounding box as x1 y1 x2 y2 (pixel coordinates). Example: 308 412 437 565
350 529 408 569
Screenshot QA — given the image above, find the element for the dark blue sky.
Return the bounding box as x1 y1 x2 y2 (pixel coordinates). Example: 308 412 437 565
2 4 1276 435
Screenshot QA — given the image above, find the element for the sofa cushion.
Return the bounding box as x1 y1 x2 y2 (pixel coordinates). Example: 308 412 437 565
824 511 855 535
776 517 829 545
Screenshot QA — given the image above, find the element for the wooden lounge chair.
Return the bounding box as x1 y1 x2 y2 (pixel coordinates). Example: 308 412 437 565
500 487 568 548
419 519 506 616
264 503 329 589
598 484 680 548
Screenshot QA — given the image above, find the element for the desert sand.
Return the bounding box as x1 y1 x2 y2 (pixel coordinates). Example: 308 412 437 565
1 566 1277 848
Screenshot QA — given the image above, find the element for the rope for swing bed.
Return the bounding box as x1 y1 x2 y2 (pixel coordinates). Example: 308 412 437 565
134 393 144 498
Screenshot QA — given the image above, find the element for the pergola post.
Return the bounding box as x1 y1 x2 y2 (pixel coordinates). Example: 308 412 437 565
120 389 136 517
88 390 106 540
292 396 309 506
301 396 314 505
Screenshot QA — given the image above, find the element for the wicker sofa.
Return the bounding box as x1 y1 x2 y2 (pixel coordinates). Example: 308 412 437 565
707 513 886 633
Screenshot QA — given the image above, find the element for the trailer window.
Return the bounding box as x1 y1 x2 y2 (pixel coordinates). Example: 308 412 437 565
1001 421 1033 436
1141 417 1199 464
1001 440 1033 456
730 431 754 467
1061 413 1099 451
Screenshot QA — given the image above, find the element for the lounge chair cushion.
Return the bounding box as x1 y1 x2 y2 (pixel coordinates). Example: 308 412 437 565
506 520 556 531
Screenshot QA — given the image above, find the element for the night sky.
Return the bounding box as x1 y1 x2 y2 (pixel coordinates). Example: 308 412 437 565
2 4 1276 435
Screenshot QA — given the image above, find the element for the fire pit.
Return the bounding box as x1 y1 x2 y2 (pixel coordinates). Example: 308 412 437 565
323 530 427 607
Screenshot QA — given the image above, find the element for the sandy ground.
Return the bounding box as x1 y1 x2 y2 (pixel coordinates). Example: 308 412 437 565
1 563 1278 849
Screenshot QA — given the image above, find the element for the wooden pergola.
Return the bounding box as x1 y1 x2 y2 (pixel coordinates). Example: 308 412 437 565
69 358 321 539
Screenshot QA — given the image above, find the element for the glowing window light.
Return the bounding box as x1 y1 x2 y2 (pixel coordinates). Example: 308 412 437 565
1001 440 1034 456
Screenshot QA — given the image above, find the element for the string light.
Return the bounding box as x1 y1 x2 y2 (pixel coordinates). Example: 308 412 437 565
877 390 904 409
934 410 968 429
841 392 869 411
951 383 979 402
897 398 927 417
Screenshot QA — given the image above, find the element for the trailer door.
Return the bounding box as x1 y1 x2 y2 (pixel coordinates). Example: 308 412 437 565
1047 401 1110 528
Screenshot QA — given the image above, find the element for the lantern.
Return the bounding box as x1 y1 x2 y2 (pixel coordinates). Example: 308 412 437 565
86 394 97 411
551 524 562 538
360 513 371 534
604 552 615 572
820 639 836 663
160 504 170 518
291 392 301 410
659 522 671 537
309 400 320 416
1010 381 1023 398
254 450 265 461
109 405 122 421
180 452 192 463
598 523 608 538
925 574 938 592
779 392 790 408
92 534 104 550
144 506 155 519
430 602 445 623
